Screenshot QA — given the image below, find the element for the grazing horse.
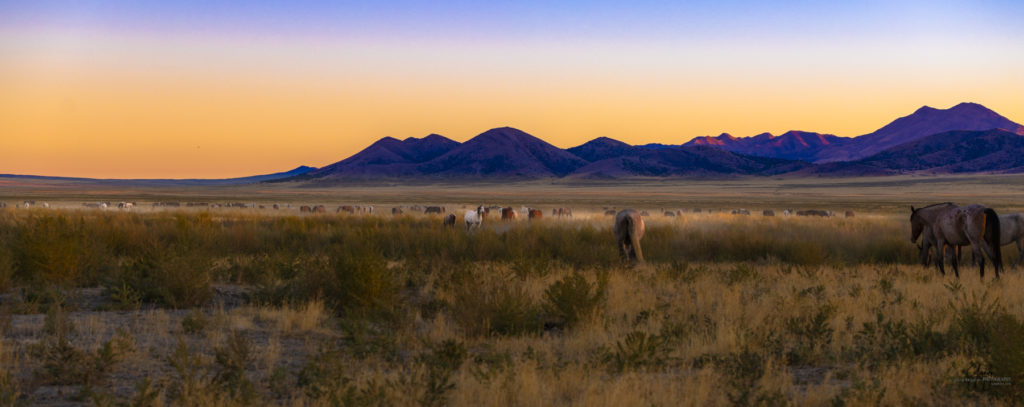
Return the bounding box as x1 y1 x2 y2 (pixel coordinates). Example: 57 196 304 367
443 213 456 228
300 205 312 213
614 209 646 263
912 203 957 268
501 207 517 221
338 205 355 214
392 207 404 215
528 209 543 220
553 207 572 218
911 203 1002 278
313 205 326 213
425 206 444 214
797 210 830 217
763 210 775 216
731 209 750 215
465 205 484 231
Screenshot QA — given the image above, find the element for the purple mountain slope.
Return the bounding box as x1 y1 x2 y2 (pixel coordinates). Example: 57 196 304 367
417 127 588 177
567 145 810 178
305 134 459 178
684 131 850 161
566 137 641 162
814 102 1024 163
804 129 1024 175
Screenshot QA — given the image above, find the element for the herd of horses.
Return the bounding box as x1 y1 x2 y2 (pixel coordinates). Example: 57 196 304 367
5 198 1022 278
909 202 1024 279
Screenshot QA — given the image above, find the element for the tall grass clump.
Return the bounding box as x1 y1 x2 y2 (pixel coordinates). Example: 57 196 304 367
948 292 1024 399
450 271 543 337
113 248 213 308
543 271 607 329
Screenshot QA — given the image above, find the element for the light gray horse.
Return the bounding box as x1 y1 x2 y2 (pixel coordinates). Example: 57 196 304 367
614 209 646 263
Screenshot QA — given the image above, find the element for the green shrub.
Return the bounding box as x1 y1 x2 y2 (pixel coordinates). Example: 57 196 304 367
604 331 670 372
450 275 542 337
181 310 209 335
543 271 607 329
117 250 213 309
213 331 257 404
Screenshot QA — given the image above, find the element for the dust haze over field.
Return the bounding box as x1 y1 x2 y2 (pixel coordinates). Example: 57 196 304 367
2 177 1024 405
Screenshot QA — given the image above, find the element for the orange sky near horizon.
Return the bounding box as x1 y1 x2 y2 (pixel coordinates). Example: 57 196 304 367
2 3 1023 179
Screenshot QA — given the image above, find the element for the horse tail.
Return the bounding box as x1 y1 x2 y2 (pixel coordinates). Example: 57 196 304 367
629 215 644 263
985 208 1002 272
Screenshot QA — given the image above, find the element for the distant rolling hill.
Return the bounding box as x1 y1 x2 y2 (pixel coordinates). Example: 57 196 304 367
815 102 1024 163
684 131 851 162
567 145 811 178
306 127 590 179
1 166 316 186
804 129 1024 175
674 102 1024 164
292 101 1024 181
19 101 1018 184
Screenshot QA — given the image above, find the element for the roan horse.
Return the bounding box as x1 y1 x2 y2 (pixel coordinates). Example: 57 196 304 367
911 203 1002 278
614 209 645 264
922 212 1024 269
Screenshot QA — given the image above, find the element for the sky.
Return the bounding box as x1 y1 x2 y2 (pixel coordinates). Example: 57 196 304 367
2 1 1023 178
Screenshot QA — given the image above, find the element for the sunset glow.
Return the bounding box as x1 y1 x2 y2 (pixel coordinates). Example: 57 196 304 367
2 1 1022 178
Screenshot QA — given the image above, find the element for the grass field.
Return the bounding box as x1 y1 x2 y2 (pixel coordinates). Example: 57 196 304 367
2 175 1024 406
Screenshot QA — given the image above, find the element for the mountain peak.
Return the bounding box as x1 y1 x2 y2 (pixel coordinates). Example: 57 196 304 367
814 102 1024 163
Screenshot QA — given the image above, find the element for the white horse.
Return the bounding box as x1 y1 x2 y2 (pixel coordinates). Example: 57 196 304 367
465 205 484 231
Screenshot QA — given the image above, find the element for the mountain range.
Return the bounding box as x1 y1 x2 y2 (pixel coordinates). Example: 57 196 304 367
296 102 1024 181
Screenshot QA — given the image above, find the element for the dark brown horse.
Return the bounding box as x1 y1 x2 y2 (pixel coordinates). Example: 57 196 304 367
614 209 645 263
501 207 517 221
528 209 543 220
911 203 1001 278
443 213 456 228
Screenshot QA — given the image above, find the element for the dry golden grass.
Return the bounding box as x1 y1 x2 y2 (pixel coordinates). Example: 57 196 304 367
3 177 1024 405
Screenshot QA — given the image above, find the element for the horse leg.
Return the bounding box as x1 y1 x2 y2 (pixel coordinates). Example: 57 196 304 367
937 240 949 277
1016 238 1024 269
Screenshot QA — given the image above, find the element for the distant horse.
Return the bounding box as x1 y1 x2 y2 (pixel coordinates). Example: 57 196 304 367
338 205 355 214
664 211 675 217
731 209 750 215
911 203 1001 278
312 205 326 213
425 206 444 214
528 209 543 220
845 211 855 218
552 207 572 218
300 205 312 213
501 207 517 221
392 207 404 215
443 213 456 228
763 210 775 216
614 209 646 263
797 210 830 217
465 205 484 231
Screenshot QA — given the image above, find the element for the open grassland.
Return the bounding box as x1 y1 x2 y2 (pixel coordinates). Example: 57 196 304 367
2 176 1024 406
